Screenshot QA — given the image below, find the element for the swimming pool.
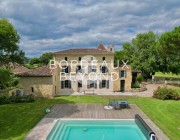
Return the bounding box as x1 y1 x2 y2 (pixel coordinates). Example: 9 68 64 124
47 120 148 140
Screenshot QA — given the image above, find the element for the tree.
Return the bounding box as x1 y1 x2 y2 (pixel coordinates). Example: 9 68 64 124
29 58 40 65
158 26 180 74
114 43 134 65
0 69 18 89
124 31 159 79
0 18 25 66
39 52 53 65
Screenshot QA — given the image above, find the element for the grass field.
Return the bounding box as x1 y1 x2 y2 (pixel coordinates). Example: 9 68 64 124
0 96 179 140
155 72 180 78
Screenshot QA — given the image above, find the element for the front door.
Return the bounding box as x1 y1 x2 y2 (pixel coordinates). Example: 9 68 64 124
120 80 125 92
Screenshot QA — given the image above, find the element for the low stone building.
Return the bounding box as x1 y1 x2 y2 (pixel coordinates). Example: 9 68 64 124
17 66 55 97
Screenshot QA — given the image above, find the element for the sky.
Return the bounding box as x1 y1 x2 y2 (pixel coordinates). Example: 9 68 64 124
0 0 180 58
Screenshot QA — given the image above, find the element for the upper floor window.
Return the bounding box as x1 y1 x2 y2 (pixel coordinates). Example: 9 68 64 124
65 57 67 61
88 65 97 73
100 66 108 73
120 70 126 78
103 57 105 61
79 57 81 61
61 66 70 73
76 65 82 73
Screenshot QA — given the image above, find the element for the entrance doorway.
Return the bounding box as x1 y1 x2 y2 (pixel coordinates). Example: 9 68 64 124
120 80 125 92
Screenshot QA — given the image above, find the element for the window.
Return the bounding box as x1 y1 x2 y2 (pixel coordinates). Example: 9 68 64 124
102 80 106 88
90 81 94 88
79 57 81 61
65 57 67 61
88 65 96 73
103 57 105 61
61 66 70 73
65 80 69 88
76 65 82 73
61 80 71 89
31 87 34 92
110 48 112 51
120 70 126 78
100 66 108 73
91 65 96 72
91 57 93 61
78 80 82 88
87 80 97 89
99 80 109 89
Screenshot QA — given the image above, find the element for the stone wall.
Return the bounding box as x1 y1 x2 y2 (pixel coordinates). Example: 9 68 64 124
113 66 132 92
19 76 54 97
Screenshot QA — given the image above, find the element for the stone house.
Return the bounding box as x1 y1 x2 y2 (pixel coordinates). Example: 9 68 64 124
17 43 132 97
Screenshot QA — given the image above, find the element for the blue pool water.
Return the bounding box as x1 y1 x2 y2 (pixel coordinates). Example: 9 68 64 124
47 120 147 140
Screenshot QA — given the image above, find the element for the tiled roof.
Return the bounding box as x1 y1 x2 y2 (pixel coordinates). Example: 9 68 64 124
12 64 29 74
54 44 114 55
97 43 106 50
16 66 52 77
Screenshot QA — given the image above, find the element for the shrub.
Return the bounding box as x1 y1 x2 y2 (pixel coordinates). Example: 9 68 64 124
131 82 140 88
0 96 9 104
0 94 35 105
136 74 144 83
153 87 180 100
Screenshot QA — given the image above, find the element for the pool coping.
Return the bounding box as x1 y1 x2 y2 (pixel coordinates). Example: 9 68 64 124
25 104 169 140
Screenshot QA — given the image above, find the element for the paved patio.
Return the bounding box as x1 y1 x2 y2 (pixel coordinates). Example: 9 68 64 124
60 83 160 97
25 104 169 140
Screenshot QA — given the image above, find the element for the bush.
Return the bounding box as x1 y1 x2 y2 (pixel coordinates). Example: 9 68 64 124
153 87 180 100
136 74 144 83
131 82 140 88
0 94 35 105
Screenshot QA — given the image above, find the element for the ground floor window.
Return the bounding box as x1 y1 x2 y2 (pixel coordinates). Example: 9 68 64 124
61 80 71 89
31 87 34 92
78 80 82 88
87 80 97 89
99 80 109 88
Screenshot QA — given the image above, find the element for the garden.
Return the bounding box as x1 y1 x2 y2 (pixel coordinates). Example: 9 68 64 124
0 95 179 140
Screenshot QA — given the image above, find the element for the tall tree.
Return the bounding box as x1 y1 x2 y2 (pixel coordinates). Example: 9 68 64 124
39 52 53 65
121 31 159 79
158 26 180 74
0 18 25 66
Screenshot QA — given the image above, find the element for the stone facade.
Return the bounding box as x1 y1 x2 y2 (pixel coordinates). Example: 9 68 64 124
19 76 54 98
113 66 132 92
17 44 132 97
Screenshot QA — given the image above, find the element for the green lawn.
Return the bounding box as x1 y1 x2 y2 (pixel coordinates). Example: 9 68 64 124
155 72 180 78
0 96 179 140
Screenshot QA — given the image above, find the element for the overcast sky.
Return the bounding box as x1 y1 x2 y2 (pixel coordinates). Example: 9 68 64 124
0 0 180 57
